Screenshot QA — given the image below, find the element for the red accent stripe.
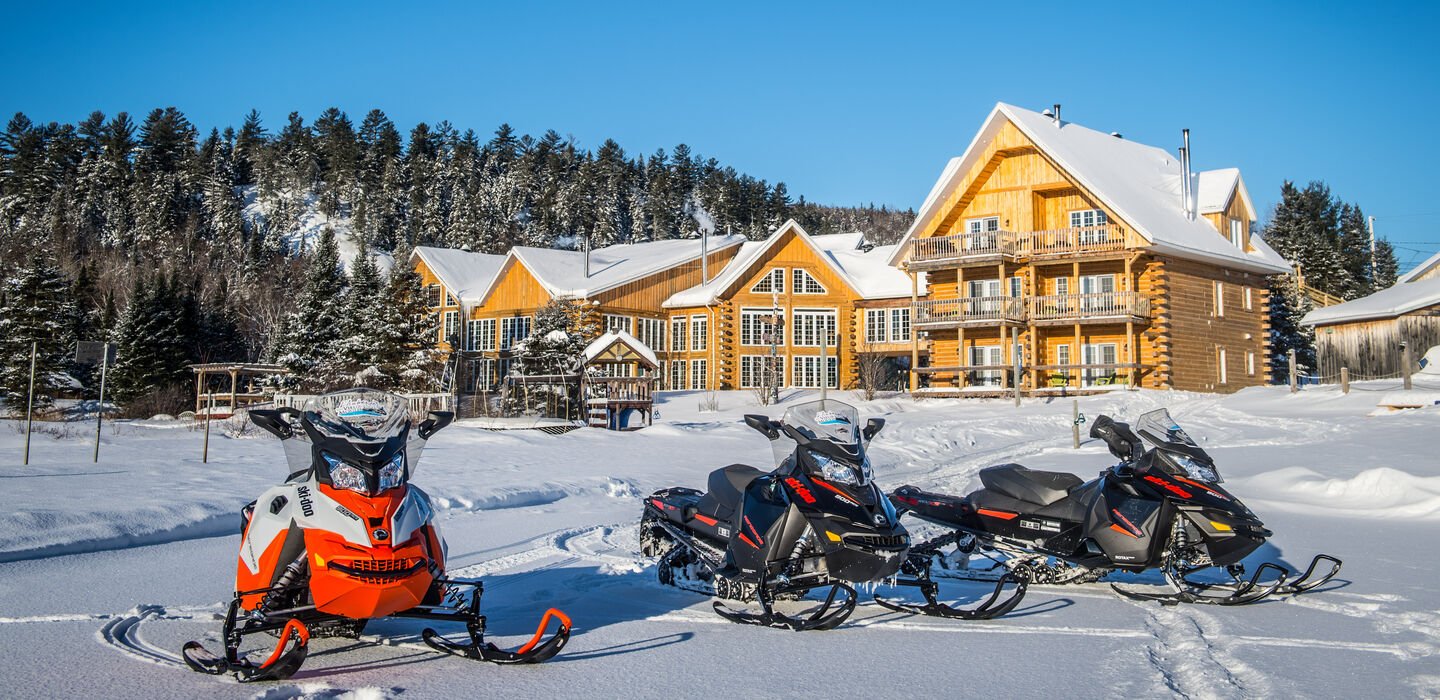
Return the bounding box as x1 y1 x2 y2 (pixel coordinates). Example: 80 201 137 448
650 499 665 509
743 516 765 545
977 508 1018 520
1111 509 1143 537
693 513 717 526
810 477 860 505
738 532 758 548
1172 475 1227 499
1109 523 1140 539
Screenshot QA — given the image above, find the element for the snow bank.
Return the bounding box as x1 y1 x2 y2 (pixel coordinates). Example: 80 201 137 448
1234 466 1440 520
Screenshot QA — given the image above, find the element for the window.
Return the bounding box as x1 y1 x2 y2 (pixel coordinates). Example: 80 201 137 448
1055 277 1070 296
445 293 458 307
1080 274 1116 312
1009 276 1023 298
741 355 784 389
443 311 459 344
690 359 708 390
792 355 838 389
890 308 911 342
425 283 442 307
793 268 826 294
1071 209 1110 244
865 309 888 343
604 314 632 335
1214 281 1225 317
740 308 783 346
965 216 1001 250
467 318 496 351
1244 286 1253 311
1230 219 1244 248
670 316 686 352
1057 343 1071 367
499 316 531 350
968 345 1003 387
750 268 785 294
1082 343 1118 387
669 360 687 390
792 309 837 347
690 315 708 351
1218 348 1228 384
968 279 1002 297
636 318 664 351
1247 351 1256 377
465 358 498 391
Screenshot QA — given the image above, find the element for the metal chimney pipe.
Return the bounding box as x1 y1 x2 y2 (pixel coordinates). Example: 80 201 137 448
1182 129 1192 220
1052 104 1061 126
701 231 709 283
583 234 591 278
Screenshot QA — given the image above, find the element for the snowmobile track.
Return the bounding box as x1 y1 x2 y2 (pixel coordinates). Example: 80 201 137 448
97 605 192 670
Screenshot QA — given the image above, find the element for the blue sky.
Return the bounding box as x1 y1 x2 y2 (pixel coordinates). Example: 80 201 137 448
5 1 1438 272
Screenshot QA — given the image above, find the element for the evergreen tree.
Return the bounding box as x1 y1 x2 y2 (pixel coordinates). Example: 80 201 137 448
1372 238 1400 289
334 242 386 386
109 274 194 404
1266 275 1316 378
376 237 441 390
0 255 77 413
1336 204 1373 299
505 297 596 413
276 227 346 390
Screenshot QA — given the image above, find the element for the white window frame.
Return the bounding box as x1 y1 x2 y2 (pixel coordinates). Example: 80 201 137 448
792 309 837 347
1071 209 1110 244
636 318 664 352
1082 343 1118 387
792 355 838 389
1230 219 1244 248
865 309 888 343
1243 286 1253 311
604 314 632 335
443 310 459 344
425 283 442 307
965 216 1000 250
793 268 826 295
890 308 911 342
1218 348 1228 384
1247 351 1256 377
669 359 687 390
670 316 686 352
445 293 458 307
690 314 708 351
467 318 496 352
1055 277 1070 296
1057 343 1071 368
740 308 784 346
1009 276 1023 298
690 358 708 390
499 316 531 350
1214 281 1225 317
750 268 785 294
968 345 1003 387
740 355 784 389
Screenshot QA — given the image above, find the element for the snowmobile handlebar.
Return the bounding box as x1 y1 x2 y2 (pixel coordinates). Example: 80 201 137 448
418 411 454 439
744 414 782 440
1089 415 1143 463
251 407 304 440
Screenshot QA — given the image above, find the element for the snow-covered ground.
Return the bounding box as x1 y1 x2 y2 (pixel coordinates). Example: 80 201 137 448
2 384 1437 698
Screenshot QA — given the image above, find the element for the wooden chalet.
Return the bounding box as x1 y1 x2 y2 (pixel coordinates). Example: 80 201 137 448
1301 259 1440 379
661 220 921 392
889 103 1292 395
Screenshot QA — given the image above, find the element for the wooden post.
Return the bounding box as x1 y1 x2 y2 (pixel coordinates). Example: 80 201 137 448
94 355 108 463
1399 342 1411 391
1013 334 1022 407
1341 367 1349 394
1296 347 1307 391
23 341 36 466
229 368 239 415
909 271 919 392
1072 399 1080 449
203 391 213 463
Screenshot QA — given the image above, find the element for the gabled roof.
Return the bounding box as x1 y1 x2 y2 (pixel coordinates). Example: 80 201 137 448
1399 249 1440 283
887 103 1290 275
583 329 659 369
663 220 922 308
1301 276 1440 326
410 247 507 305
477 235 748 304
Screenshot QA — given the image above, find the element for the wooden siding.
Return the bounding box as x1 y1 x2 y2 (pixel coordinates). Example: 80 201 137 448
1313 310 1440 378
1156 258 1269 392
1202 189 1253 254
596 245 742 313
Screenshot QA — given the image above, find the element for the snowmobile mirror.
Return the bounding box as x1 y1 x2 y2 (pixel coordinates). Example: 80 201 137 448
418 411 455 439
744 414 781 440
863 418 885 442
251 408 300 440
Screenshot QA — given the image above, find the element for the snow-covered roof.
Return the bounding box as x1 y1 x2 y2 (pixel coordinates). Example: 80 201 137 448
1301 276 1440 326
477 235 747 304
582 329 659 368
887 103 1291 275
1399 249 1440 283
411 247 507 306
663 220 923 308
1195 168 1258 221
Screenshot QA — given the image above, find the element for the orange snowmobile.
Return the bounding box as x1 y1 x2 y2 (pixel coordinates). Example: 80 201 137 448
182 388 571 681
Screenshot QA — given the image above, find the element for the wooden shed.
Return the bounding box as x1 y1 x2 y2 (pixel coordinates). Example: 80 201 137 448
1301 277 1440 378
581 330 659 430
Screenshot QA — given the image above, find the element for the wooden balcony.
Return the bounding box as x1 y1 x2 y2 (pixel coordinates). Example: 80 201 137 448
1025 292 1150 325
913 296 1024 328
902 225 1131 268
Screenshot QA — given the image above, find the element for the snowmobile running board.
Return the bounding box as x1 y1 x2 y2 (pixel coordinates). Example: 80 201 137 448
712 581 858 631
873 575 1028 620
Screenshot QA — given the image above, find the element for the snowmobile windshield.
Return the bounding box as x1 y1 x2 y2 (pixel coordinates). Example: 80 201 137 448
1135 409 1221 483
298 389 416 495
303 389 411 442
783 400 872 486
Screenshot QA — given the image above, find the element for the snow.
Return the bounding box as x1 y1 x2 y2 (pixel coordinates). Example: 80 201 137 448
582 330 658 368
3 384 1440 697
481 236 748 302
241 186 396 276
888 103 1292 275
664 220 922 307
411 247 507 306
1300 276 1440 325
1399 249 1440 283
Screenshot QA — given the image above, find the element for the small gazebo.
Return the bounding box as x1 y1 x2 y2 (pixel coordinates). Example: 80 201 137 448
189 363 287 418
580 330 659 430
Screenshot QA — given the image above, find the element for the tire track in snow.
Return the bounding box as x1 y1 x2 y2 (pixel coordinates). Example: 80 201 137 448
1136 604 1275 699
96 604 195 670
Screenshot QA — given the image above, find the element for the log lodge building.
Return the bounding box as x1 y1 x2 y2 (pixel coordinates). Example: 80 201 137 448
410 102 1292 397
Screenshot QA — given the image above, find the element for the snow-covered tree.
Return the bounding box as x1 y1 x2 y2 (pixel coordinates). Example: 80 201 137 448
0 255 77 413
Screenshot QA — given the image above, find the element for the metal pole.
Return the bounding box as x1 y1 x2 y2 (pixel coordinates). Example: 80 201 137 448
1013 335 1022 407
93 356 107 462
1072 399 1080 449
1288 349 1298 393
23 341 36 466
1403 342 1413 391
203 391 213 463
1341 367 1349 395
820 335 828 403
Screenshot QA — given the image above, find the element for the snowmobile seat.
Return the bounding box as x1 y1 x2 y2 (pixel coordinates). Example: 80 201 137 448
979 464 1083 506
697 465 763 522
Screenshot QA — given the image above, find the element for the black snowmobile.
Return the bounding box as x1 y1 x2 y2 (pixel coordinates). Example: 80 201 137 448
639 400 915 630
887 408 1341 606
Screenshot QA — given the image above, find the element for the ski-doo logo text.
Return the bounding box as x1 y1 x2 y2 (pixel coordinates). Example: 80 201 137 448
1143 475 1191 499
784 478 816 504
297 486 316 517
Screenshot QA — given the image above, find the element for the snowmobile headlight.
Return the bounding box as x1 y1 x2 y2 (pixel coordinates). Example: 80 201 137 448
323 454 369 494
1169 453 1221 483
377 453 404 492
811 451 863 486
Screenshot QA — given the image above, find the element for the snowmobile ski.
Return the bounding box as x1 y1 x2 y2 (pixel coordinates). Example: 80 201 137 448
711 582 858 631
422 608 572 664
1112 561 1288 606
181 618 310 682
873 574 1027 620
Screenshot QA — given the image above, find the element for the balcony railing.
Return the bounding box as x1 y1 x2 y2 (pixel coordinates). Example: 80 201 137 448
913 296 1024 326
904 225 1129 266
1026 292 1150 322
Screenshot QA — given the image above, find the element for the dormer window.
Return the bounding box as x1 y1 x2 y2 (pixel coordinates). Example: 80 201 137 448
793 268 826 294
751 268 785 294
1230 219 1244 249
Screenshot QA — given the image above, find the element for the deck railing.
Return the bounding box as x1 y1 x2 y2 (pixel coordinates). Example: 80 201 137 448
1016 226 1127 255
904 225 1129 266
907 231 1018 264
913 296 1025 325
1025 292 1150 321
584 376 655 403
